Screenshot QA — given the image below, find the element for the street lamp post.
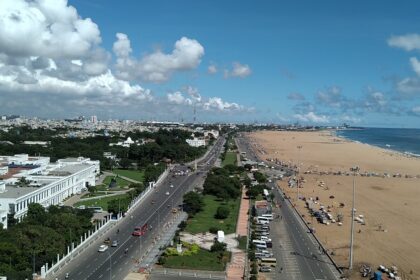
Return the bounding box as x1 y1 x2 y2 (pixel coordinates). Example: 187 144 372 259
349 166 359 270
296 145 302 203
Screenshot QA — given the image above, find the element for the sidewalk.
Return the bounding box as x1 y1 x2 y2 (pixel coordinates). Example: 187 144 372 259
226 187 249 280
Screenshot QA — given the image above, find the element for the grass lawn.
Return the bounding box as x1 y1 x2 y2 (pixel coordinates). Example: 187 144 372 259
112 169 144 182
237 236 247 251
163 249 230 271
102 176 130 188
74 194 129 211
186 195 240 234
222 152 237 167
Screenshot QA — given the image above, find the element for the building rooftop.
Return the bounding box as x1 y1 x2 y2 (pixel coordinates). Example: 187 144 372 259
0 185 40 199
48 164 91 176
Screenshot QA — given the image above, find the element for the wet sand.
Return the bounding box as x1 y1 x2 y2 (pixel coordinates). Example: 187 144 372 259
248 130 420 280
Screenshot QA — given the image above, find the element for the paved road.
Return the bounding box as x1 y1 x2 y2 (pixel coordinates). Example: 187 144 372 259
51 137 225 280
235 134 339 280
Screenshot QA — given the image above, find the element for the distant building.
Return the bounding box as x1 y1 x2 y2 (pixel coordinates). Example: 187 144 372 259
186 138 206 147
109 137 143 147
204 130 219 139
23 141 50 147
0 154 99 229
91 115 98 124
103 152 117 160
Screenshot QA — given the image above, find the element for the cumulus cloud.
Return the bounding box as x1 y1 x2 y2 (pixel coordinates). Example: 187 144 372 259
113 34 205 82
207 64 217 74
363 89 387 112
410 106 420 116
0 0 101 59
0 0 252 121
166 87 250 113
167 91 192 105
287 92 305 100
315 86 349 109
388 34 420 51
185 86 201 102
410 57 420 76
294 112 329 123
224 62 251 78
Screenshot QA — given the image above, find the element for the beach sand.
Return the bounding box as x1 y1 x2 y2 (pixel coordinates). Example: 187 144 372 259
248 130 420 280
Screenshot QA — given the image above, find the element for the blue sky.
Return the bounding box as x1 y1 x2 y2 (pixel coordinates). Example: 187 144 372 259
1 0 420 127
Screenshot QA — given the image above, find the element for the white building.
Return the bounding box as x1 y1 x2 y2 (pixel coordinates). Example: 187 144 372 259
109 136 143 148
186 138 206 147
204 130 219 139
0 154 99 229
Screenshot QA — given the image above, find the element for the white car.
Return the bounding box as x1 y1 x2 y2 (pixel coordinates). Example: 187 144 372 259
170 184 174 188
165 191 170 195
98 245 108 252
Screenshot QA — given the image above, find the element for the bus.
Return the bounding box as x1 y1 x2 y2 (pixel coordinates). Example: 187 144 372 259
257 217 271 223
261 214 274 220
252 239 267 249
260 257 277 267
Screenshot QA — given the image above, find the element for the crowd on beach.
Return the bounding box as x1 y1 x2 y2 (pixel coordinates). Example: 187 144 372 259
265 157 420 180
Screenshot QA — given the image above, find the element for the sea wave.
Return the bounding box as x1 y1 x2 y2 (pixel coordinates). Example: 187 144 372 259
404 151 420 158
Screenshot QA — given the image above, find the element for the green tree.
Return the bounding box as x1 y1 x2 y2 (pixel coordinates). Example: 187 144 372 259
210 240 227 252
215 206 230 219
25 203 47 225
183 192 204 215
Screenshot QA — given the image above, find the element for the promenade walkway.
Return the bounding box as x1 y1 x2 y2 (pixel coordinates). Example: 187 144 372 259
226 187 249 280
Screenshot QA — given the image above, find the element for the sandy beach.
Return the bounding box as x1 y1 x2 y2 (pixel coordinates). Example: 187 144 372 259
248 130 420 280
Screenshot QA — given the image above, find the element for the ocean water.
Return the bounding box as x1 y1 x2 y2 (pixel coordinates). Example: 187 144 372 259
336 128 420 157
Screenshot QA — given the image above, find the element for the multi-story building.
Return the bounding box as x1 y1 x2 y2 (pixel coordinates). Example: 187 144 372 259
0 154 99 229
186 138 206 147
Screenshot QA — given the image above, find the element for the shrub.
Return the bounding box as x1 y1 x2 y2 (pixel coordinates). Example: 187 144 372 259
215 205 230 219
211 240 227 252
158 256 166 265
209 226 219 234
190 243 200 254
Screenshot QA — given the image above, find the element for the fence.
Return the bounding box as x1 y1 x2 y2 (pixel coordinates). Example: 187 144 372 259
42 213 117 279
41 168 170 279
151 268 226 279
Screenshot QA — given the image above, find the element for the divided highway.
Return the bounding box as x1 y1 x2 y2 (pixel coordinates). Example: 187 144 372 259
51 137 225 280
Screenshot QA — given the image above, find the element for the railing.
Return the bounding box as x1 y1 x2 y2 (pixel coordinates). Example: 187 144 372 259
40 168 170 279
42 213 117 279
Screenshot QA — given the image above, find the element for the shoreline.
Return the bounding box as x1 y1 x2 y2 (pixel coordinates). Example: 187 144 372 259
334 129 420 159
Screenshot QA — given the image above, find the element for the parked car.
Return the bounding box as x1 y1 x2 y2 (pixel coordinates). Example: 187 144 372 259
260 266 272 272
111 240 118 247
98 245 108 252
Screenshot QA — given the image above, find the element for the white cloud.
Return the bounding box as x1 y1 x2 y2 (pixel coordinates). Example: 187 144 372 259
0 0 252 121
167 91 191 105
388 34 420 51
0 0 101 59
113 34 205 83
185 86 201 102
411 106 420 115
224 62 251 78
410 57 420 76
293 112 329 123
166 90 250 113
203 97 244 111
208 64 217 74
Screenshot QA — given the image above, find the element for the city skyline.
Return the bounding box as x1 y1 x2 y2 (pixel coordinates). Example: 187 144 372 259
1 0 420 127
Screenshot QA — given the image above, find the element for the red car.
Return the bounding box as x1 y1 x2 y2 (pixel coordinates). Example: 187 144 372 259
132 230 144 236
